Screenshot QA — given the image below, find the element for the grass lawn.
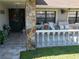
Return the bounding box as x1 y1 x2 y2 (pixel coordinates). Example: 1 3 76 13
20 46 79 59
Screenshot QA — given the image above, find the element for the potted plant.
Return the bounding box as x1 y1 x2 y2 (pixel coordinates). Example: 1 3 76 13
0 31 5 44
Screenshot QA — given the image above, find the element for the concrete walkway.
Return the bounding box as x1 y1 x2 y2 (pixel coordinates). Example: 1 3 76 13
0 32 26 59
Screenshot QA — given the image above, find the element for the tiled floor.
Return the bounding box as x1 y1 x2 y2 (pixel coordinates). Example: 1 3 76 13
0 32 26 59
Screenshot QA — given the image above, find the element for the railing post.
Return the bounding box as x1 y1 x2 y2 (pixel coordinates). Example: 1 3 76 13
47 32 50 46
42 32 45 47
73 31 76 45
72 32 74 45
63 32 65 46
75 31 77 44
58 32 60 46
78 32 79 44
73 31 77 44
67 31 70 44
37 32 39 47
76 32 78 44
53 32 55 46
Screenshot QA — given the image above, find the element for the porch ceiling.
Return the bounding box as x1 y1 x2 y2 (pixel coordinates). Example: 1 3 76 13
36 0 79 8
0 0 26 8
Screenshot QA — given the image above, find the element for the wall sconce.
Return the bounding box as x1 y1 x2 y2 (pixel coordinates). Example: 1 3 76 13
60 9 66 14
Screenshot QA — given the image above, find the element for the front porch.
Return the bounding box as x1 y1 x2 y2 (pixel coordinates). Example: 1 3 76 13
0 32 26 59
35 8 79 48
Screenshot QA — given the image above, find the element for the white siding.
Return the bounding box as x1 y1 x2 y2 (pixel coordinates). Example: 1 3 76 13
57 9 68 23
0 4 9 30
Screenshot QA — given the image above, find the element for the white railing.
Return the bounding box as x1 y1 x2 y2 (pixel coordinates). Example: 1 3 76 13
36 30 79 48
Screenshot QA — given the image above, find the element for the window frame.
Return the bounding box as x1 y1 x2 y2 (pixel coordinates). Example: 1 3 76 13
36 11 56 24
68 11 79 24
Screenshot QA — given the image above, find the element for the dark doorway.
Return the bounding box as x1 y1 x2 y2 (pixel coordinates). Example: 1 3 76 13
9 9 25 32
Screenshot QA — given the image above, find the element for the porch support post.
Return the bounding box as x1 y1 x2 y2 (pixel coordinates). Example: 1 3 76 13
25 0 36 50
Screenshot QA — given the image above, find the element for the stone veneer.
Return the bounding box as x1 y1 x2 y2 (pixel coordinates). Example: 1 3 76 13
26 0 36 49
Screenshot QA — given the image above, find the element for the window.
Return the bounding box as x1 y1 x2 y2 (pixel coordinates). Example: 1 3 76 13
68 11 79 24
36 11 56 25
36 11 45 24
47 12 56 22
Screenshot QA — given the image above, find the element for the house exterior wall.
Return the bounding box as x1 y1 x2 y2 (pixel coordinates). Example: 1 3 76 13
57 9 68 23
0 4 9 30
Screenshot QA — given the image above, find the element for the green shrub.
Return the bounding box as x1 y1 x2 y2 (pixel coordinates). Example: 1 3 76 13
0 31 5 44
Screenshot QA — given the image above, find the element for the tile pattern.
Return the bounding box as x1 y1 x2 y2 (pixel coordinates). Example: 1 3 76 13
0 32 26 59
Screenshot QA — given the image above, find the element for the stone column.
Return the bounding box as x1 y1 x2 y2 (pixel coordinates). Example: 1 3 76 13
25 0 36 50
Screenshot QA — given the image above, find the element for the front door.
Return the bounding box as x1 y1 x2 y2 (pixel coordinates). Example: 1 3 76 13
9 9 25 32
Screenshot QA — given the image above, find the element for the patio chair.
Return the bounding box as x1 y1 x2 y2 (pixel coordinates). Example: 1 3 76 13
58 22 70 30
75 23 79 29
64 24 70 29
48 22 55 30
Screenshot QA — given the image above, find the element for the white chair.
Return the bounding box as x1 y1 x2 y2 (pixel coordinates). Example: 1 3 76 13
75 23 79 29
59 25 64 30
58 22 70 30
64 25 70 29
48 22 55 30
